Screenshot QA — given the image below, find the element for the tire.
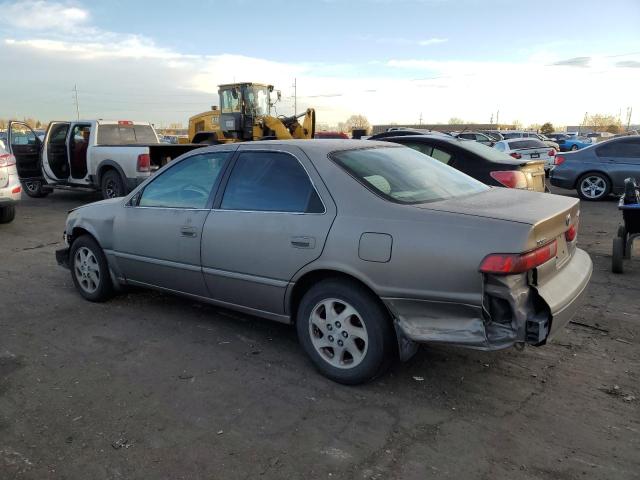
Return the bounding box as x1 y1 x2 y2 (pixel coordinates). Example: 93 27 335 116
21 180 50 198
0 205 16 223
69 235 114 302
612 237 624 274
101 169 125 199
570 145 579 151
296 278 396 385
577 172 611 201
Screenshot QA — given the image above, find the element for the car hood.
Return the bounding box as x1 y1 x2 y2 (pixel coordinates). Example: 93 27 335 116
69 197 124 213
414 188 580 250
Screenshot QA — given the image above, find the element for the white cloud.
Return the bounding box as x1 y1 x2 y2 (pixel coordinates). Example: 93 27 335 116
0 0 88 30
418 37 448 46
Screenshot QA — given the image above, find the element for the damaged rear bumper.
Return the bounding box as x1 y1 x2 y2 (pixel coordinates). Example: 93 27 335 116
384 248 593 351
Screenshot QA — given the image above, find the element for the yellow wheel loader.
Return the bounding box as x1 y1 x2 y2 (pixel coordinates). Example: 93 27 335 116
188 82 315 144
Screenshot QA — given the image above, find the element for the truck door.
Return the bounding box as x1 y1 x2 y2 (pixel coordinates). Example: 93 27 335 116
7 121 44 184
42 122 72 181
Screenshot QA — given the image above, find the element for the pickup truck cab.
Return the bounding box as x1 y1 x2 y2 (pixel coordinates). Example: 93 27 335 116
7 120 202 199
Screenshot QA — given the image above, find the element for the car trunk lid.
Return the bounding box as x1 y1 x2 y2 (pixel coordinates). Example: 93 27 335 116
415 188 580 252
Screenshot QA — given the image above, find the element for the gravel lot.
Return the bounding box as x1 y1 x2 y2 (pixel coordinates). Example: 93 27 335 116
1 187 638 479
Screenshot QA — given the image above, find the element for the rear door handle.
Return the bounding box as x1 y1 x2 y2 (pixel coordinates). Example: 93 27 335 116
290 236 315 249
180 226 197 238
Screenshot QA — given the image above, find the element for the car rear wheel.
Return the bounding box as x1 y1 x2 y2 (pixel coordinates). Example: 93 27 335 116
570 145 579 151
296 278 396 384
22 180 50 198
577 173 611 201
0 205 16 223
101 170 125 199
70 235 114 302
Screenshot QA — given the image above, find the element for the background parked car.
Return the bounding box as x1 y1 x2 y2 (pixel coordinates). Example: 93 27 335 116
451 131 495 146
557 135 593 152
500 131 560 150
374 134 547 191
493 138 556 170
0 144 21 223
550 135 640 200
481 130 505 142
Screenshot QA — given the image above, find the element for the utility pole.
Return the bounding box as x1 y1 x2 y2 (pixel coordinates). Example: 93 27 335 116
490 113 494 125
419 112 423 126
496 109 500 126
627 107 633 131
73 84 80 120
292 78 297 115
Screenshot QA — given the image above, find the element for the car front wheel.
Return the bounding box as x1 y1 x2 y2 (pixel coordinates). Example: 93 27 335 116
570 145 579 151
101 170 125 199
296 278 396 384
577 173 611 201
70 235 114 302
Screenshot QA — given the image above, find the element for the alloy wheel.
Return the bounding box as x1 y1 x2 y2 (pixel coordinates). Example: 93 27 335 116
309 298 369 369
25 180 40 193
580 176 607 199
74 246 101 294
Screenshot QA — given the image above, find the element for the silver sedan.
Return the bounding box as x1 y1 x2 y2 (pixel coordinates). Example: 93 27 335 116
56 140 593 384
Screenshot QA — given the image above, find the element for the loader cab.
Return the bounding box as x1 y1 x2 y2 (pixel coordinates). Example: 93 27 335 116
219 83 273 140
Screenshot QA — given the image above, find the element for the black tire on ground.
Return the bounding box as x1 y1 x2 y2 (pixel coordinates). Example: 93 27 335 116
69 235 114 302
21 180 50 198
101 169 125 199
576 172 611 201
612 237 624 274
296 278 396 385
0 205 16 223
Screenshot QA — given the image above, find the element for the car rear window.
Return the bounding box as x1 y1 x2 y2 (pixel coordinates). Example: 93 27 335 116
331 146 488 204
509 139 545 149
97 124 158 145
454 138 521 163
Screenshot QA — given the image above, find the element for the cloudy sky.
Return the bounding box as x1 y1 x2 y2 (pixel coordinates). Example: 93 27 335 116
1 0 639 128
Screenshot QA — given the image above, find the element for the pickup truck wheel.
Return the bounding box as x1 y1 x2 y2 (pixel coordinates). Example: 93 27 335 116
101 170 125 199
70 235 114 302
0 205 16 223
22 180 50 198
296 278 396 385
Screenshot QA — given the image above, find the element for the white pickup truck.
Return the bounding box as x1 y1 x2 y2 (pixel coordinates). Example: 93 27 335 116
6 120 203 199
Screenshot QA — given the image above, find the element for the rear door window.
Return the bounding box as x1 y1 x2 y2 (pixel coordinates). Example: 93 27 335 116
221 151 324 213
596 140 640 160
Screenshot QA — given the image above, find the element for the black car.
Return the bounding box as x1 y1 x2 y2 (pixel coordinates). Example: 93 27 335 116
370 134 547 192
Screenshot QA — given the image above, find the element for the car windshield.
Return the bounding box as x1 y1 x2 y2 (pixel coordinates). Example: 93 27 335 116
331 146 488 204
509 139 546 149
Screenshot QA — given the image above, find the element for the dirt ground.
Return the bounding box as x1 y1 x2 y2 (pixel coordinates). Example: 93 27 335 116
1 186 638 480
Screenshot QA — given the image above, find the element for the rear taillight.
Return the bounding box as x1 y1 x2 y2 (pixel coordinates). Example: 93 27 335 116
509 152 522 159
11 185 21 194
554 155 566 166
137 153 150 172
0 153 16 167
490 170 528 189
548 149 556 157
479 240 558 275
565 220 579 242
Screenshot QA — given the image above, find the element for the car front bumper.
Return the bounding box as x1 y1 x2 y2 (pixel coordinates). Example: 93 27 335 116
384 248 593 351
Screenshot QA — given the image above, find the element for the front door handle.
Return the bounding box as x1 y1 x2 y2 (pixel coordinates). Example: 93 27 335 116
291 236 315 249
180 226 197 238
